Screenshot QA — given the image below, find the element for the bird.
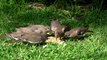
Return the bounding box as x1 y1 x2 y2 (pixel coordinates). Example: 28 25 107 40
27 25 50 34
50 19 67 40
17 32 47 44
64 26 90 39
16 25 50 34
6 31 47 44
4 25 50 44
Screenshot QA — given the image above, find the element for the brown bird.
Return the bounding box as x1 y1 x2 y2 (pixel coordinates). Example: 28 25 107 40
27 25 50 34
16 25 50 34
3 25 50 44
64 26 90 39
18 32 47 44
6 31 47 44
51 19 67 40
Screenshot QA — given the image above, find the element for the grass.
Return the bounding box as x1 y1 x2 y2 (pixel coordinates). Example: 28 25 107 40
0 1 107 60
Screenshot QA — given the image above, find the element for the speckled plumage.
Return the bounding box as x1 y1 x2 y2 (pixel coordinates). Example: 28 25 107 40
6 25 50 44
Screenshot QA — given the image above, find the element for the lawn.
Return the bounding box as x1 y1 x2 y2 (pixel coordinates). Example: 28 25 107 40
0 1 107 60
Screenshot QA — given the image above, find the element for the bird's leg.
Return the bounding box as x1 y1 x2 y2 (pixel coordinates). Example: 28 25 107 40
55 32 58 41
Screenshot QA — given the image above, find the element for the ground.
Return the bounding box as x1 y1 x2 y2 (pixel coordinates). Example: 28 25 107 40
0 2 107 60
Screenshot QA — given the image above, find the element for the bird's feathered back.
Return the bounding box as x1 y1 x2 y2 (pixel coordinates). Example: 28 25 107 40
64 26 89 38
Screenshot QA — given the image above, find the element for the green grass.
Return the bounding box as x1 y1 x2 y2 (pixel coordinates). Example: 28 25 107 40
0 2 107 60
